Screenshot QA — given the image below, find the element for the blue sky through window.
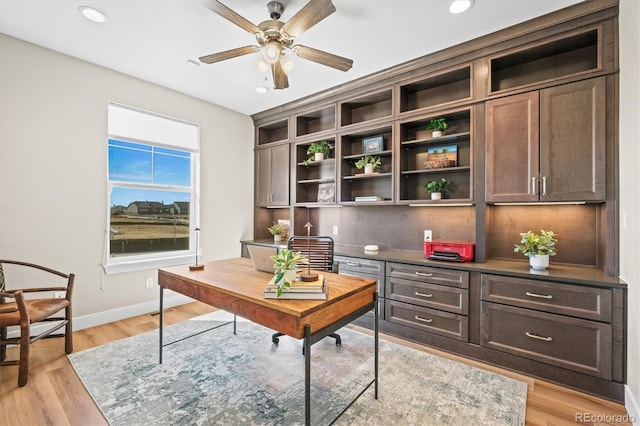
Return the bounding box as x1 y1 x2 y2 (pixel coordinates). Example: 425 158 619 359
109 139 191 207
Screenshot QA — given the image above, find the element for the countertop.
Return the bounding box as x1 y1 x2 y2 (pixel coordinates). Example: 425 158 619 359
241 240 627 289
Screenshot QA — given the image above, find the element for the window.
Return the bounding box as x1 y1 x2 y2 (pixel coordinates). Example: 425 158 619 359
105 103 199 274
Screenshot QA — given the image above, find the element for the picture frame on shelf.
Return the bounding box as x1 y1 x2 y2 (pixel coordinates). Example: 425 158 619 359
362 135 384 154
424 144 458 169
317 183 335 203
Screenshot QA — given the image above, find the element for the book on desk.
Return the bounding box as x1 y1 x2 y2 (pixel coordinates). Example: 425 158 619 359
264 274 327 300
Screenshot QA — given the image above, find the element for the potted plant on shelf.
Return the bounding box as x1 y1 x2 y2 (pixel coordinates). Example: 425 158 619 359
355 155 381 175
267 222 284 242
270 249 309 297
426 118 449 138
514 230 558 270
305 140 332 163
424 178 451 200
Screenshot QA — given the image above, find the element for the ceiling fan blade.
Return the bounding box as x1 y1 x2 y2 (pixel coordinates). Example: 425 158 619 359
282 0 336 37
271 61 289 90
199 46 259 64
293 45 353 71
209 0 262 34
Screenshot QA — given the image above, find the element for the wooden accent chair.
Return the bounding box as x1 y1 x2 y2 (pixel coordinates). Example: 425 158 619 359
0 260 74 386
272 236 341 348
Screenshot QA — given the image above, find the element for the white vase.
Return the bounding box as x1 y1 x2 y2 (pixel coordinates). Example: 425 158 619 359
530 254 550 270
273 235 281 242
364 164 374 174
431 192 442 200
284 269 297 284
432 130 442 138
314 152 325 161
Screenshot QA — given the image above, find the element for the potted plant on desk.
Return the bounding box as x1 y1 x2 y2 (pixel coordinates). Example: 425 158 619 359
270 249 309 297
514 230 558 270
267 222 284 242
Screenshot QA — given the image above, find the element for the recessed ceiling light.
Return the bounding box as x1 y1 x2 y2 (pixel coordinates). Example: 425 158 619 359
78 6 108 23
448 0 474 14
255 86 269 94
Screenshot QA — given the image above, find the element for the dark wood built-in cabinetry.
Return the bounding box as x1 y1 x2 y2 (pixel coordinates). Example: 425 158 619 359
250 0 623 402
486 78 606 202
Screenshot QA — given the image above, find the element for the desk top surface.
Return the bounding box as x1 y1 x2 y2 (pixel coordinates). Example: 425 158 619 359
158 258 376 337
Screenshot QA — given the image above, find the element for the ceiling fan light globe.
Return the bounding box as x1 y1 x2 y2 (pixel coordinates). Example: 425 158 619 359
262 42 281 64
257 59 270 73
281 55 295 74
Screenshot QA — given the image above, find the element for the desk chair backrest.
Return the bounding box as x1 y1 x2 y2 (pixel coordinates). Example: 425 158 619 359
287 236 334 272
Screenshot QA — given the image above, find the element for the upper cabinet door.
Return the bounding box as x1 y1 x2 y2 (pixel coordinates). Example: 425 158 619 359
485 92 540 202
539 77 606 202
255 145 290 207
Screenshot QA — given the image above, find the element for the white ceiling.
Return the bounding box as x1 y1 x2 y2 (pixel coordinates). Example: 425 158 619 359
0 0 584 116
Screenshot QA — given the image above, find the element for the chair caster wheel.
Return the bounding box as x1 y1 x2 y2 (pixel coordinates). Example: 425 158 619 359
272 336 280 344
335 336 342 346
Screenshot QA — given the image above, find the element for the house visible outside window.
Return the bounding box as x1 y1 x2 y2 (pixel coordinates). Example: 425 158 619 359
104 103 200 274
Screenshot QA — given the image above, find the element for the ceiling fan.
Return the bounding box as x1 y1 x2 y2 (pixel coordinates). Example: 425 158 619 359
199 0 353 90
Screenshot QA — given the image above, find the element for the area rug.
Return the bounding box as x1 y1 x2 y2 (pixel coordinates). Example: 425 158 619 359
68 312 526 425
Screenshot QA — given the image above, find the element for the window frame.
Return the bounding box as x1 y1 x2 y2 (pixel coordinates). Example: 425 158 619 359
103 104 200 275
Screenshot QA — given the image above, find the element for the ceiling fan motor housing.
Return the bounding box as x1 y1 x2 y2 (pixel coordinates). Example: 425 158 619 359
267 1 284 20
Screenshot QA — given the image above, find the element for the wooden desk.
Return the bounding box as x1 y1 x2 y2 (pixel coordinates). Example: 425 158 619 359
158 257 378 425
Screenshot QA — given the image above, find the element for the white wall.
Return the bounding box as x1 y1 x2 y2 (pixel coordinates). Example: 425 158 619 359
0 33 254 321
619 0 640 419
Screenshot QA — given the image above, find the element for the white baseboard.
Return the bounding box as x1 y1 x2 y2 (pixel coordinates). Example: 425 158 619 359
627 385 640 425
7 294 195 338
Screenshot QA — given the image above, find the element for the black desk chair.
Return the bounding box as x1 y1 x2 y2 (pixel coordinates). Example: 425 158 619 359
272 236 341 349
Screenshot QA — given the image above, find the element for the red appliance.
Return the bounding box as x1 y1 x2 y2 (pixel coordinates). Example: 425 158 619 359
424 241 475 262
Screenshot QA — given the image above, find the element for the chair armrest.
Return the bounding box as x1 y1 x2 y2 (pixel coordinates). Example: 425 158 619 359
0 260 75 301
0 290 28 320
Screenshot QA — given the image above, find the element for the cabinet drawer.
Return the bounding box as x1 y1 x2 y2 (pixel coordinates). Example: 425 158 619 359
386 262 469 289
386 277 468 315
386 300 468 341
481 274 612 322
481 302 611 380
335 256 385 276
339 270 384 295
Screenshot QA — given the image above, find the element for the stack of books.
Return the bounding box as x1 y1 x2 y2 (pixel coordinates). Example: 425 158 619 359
264 274 327 300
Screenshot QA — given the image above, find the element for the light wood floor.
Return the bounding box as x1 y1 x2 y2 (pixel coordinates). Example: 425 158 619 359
0 302 632 425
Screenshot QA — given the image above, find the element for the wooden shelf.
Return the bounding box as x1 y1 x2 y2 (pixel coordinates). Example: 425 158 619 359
343 172 392 180
399 65 472 113
257 119 288 146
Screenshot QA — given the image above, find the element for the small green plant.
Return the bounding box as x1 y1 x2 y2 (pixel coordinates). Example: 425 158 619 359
267 222 283 236
355 155 381 170
514 230 558 257
424 178 451 193
426 118 449 131
270 249 309 296
304 140 332 164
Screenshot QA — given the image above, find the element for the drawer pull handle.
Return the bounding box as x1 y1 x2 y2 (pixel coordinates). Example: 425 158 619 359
525 291 553 299
414 315 433 323
346 262 360 266
415 272 433 277
525 332 553 342
415 291 433 298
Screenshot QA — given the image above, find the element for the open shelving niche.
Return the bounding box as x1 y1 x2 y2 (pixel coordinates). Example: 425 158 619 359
339 125 393 204
398 64 472 114
399 108 473 204
294 137 337 206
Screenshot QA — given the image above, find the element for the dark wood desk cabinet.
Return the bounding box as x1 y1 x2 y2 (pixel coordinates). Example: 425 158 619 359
480 274 614 380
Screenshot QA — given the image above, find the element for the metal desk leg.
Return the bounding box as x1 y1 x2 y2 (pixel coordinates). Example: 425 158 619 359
374 291 379 399
304 324 311 426
159 285 164 364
